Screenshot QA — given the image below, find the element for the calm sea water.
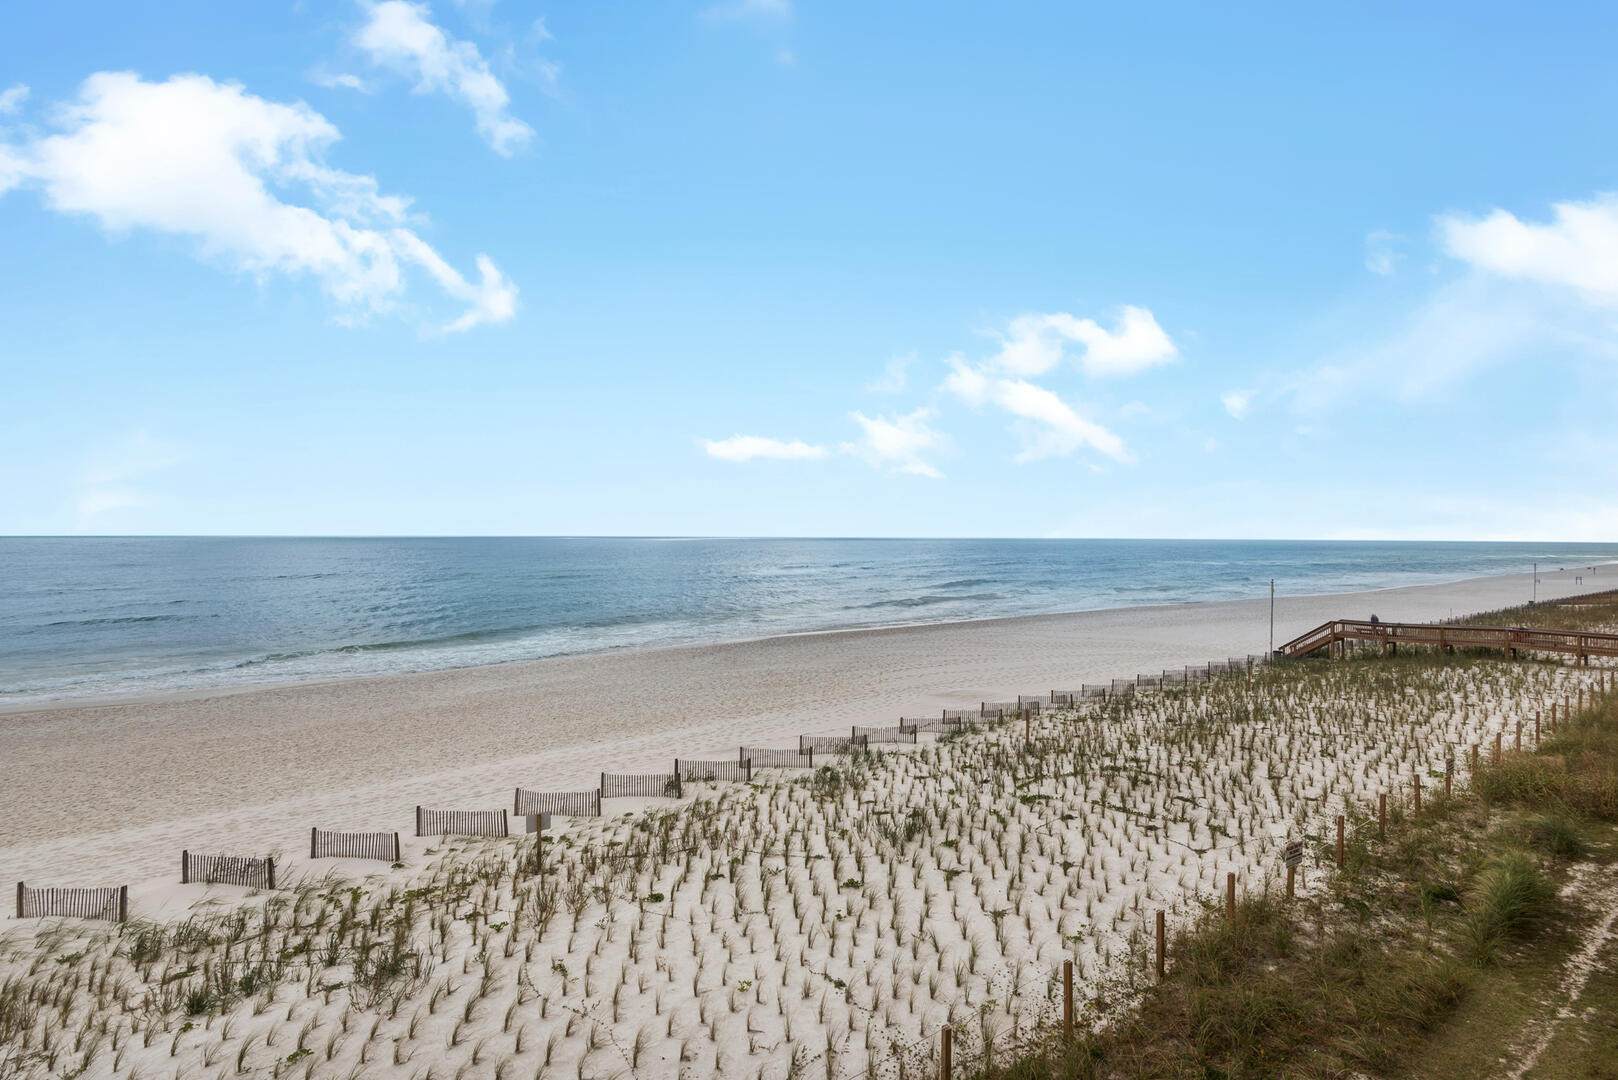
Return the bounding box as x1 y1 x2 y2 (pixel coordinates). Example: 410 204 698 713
2 538 1615 705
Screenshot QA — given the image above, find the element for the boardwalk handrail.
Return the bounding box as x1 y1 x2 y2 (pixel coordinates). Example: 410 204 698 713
1278 619 1618 662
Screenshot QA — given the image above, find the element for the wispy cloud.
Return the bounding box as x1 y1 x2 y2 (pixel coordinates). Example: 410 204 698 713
1364 228 1403 275
842 408 947 478
1220 390 1252 419
76 430 181 531
1440 193 1618 305
990 304 1177 378
701 0 793 22
0 72 515 333
703 434 827 462
310 70 372 92
0 84 27 115
355 0 534 155
944 359 1131 464
865 351 917 393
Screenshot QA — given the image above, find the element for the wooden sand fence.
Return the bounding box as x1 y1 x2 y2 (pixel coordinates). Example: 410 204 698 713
852 725 918 744
675 758 753 783
899 716 970 735
739 746 816 768
15 882 127 922
415 807 509 838
181 852 276 890
310 828 401 861
600 772 683 799
515 788 602 817
799 734 868 754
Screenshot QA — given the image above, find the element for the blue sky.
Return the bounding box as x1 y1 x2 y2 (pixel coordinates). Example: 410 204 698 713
2 1 1616 539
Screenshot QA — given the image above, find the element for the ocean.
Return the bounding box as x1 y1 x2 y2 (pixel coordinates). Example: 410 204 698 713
2 537 1614 706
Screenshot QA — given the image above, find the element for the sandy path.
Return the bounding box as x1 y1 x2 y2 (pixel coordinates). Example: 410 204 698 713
0 564 1605 892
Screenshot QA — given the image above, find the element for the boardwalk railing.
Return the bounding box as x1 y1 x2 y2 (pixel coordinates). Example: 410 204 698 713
310 828 401 862
415 807 509 838
515 788 602 817
1279 620 1618 663
601 772 683 799
181 852 276 890
15 882 127 922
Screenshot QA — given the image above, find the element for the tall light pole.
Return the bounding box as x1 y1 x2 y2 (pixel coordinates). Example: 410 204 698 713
1533 562 1537 604
1269 578 1275 654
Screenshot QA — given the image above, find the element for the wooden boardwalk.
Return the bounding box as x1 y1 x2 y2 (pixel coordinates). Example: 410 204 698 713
1278 619 1618 664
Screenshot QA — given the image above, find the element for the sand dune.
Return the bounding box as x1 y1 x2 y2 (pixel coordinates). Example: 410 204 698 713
0 563 1604 892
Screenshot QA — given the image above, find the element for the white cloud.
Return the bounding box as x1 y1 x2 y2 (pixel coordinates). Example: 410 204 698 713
0 84 28 115
1364 228 1403 275
842 408 947 478
310 70 372 92
0 71 514 332
944 360 1131 464
775 48 797 66
1440 193 1618 305
1220 390 1252 419
990 304 1177 378
866 351 916 393
355 0 534 155
703 435 828 462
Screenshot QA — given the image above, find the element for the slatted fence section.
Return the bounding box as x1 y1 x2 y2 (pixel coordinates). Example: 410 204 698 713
600 772 683 799
514 788 602 817
415 807 509 838
800 734 868 754
675 759 753 783
181 852 276 890
740 747 816 768
898 716 969 734
310 828 400 861
852 725 917 744
15 883 127 922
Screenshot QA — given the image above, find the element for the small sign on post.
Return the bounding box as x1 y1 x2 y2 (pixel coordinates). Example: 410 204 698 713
1282 840 1304 869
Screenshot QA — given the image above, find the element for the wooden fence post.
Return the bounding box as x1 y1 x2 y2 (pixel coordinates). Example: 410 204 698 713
1535 711 1541 743
181 850 189 885
118 885 128 924
1412 775 1421 813
1063 959 1073 1043
1471 744 1479 772
1226 871 1236 920
310 827 319 860
940 1025 952 1080
1494 732 1502 764
393 832 402 862
1378 793 1386 840
415 805 424 837
1515 721 1522 752
267 858 277 891
14 881 21 920
1336 815 1345 867
1286 864 1295 899
1155 911 1166 979
1023 707 1030 743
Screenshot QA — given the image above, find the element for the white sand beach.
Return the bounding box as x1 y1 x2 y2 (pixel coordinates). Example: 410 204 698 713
0 563 1605 893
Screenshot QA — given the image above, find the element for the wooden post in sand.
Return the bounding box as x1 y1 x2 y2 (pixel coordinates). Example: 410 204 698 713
1226 872 1236 920
940 1025 952 1080
1063 959 1074 1043
1412 775 1421 814
1155 911 1166 980
1494 732 1502 764
1336 815 1345 867
1515 721 1522 752
1535 711 1541 744
118 886 128 924
1471 744 1479 773
1286 864 1296 899
310 827 319 860
1023 707 1031 743
14 882 21 920
180 850 190 885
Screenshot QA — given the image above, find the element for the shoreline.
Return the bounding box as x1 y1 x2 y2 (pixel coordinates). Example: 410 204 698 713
5 561 1611 717
0 563 1608 888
